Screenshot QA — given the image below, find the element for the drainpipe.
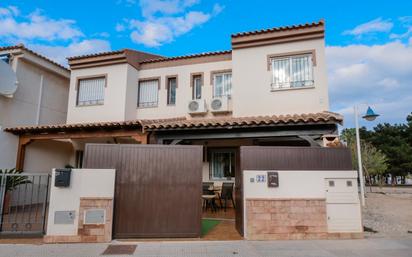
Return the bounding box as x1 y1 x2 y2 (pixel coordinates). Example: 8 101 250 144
35 75 44 125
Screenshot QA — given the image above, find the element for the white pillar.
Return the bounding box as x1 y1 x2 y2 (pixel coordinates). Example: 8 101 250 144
354 106 366 206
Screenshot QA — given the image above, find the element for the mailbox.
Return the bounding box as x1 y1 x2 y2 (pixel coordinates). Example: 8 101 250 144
267 171 279 187
55 168 72 187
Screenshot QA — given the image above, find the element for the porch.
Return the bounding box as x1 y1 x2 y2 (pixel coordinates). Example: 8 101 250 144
3 112 343 240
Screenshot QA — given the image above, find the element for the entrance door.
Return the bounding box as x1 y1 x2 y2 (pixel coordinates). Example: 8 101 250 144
325 178 362 232
83 144 203 238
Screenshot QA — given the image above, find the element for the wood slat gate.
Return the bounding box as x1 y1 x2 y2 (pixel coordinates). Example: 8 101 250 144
83 144 203 238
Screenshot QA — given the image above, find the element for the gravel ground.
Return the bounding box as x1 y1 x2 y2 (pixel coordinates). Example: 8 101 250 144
363 186 412 238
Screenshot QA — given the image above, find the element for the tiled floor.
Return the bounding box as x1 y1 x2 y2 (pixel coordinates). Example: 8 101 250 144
202 207 236 220
202 207 242 240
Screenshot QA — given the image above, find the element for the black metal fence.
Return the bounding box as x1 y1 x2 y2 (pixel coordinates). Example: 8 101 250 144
0 174 50 236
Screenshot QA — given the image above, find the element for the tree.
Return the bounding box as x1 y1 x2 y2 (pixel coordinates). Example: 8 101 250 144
361 142 388 190
341 128 389 190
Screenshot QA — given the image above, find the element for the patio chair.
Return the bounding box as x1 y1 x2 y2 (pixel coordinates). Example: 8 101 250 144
202 182 214 195
220 182 235 211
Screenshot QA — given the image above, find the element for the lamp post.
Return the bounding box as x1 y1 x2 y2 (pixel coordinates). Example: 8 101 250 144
354 105 380 206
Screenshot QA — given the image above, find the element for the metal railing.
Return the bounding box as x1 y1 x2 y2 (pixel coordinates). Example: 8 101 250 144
0 173 50 236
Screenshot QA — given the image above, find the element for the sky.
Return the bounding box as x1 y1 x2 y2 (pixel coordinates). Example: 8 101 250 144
1 0 411 129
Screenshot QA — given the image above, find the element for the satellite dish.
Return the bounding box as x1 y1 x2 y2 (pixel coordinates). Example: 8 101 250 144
0 60 18 97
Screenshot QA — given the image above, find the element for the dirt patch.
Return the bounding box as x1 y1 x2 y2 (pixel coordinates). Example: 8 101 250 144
363 187 412 238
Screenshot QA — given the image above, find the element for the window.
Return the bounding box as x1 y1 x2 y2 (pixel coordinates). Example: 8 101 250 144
77 77 105 106
209 149 235 180
75 150 83 168
329 180 335 187
213 72 232 97
138 79 159 107
271 54 314 89
192 74 202 100
166 77 177 105
346 180 353 187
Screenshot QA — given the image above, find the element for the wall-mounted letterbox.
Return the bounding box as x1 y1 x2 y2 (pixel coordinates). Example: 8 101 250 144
267 172 279 187
55 168 72 187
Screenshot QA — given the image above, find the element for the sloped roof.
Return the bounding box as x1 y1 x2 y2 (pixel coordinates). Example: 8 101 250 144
231 20 325 38
143 111 342 130
4 112 342 135
140 50 232 64
0 44 69 71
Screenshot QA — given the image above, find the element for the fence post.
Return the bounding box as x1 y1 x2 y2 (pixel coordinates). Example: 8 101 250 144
0 174 7 232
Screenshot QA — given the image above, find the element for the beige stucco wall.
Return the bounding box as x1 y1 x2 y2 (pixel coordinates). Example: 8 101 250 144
66 64 130 123
231 38 329 117
24 140 73 173
0 56 69 170
243 170 362 238
64 38 329 123
136 60 232 119
46 169 115 236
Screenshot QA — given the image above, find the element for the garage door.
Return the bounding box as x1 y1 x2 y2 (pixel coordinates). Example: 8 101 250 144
325 178 362 232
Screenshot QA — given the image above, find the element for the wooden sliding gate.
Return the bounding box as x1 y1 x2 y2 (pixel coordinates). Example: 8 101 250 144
83 144 203 238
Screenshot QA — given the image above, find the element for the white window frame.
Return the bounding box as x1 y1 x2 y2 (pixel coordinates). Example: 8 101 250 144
138 79 159 108
76 76 106 106
213 72 232 98
192 75 202 100
271 54 314 90
167 77 177 105
209 149 236 181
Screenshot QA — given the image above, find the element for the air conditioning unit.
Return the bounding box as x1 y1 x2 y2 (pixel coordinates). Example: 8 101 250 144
210 96 231 113
188 99 207 115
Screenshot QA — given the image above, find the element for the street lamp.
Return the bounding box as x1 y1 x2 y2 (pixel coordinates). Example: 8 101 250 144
354 105 380 206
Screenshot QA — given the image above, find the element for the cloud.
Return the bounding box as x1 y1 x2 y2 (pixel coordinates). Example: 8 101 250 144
139 0 200 18
0 6 111 66
129 11 210 47
119 0 222 47
0 6 83 41
29 39 111 65
343 18 393 37
326 40 412 128
389 16 412 40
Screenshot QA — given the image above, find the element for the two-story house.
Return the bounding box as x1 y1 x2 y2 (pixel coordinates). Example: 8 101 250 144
0 44 71 172
5 20 342 182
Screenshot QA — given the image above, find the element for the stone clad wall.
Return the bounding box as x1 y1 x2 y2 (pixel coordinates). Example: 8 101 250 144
77 198 113 243
246 199 328 240
44 197 113 243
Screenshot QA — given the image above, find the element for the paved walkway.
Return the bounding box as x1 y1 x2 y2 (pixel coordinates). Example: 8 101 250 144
0 238 411 257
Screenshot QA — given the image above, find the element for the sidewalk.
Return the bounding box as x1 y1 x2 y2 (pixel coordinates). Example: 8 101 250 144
0 238 411 257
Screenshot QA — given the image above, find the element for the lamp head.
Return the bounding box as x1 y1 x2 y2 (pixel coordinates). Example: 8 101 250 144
362 106 380 121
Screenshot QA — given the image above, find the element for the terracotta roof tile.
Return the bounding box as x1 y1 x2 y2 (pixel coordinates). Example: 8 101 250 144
4 112 341 135
140 50 232 64
66 49 125 60
231 20 324 38
0 44 69 71
144 111 342 130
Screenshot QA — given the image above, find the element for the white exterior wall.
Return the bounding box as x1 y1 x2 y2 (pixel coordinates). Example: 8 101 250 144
66 64 130 123
243 170 362 236
137 61 232 119
232 38 329 117
0 56 69 170
243 170 357 199
46 169 115 236
64 38 329 122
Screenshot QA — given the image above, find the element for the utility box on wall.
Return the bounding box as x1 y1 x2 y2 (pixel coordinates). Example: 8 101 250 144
45 169 115 244
55 168 71 187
